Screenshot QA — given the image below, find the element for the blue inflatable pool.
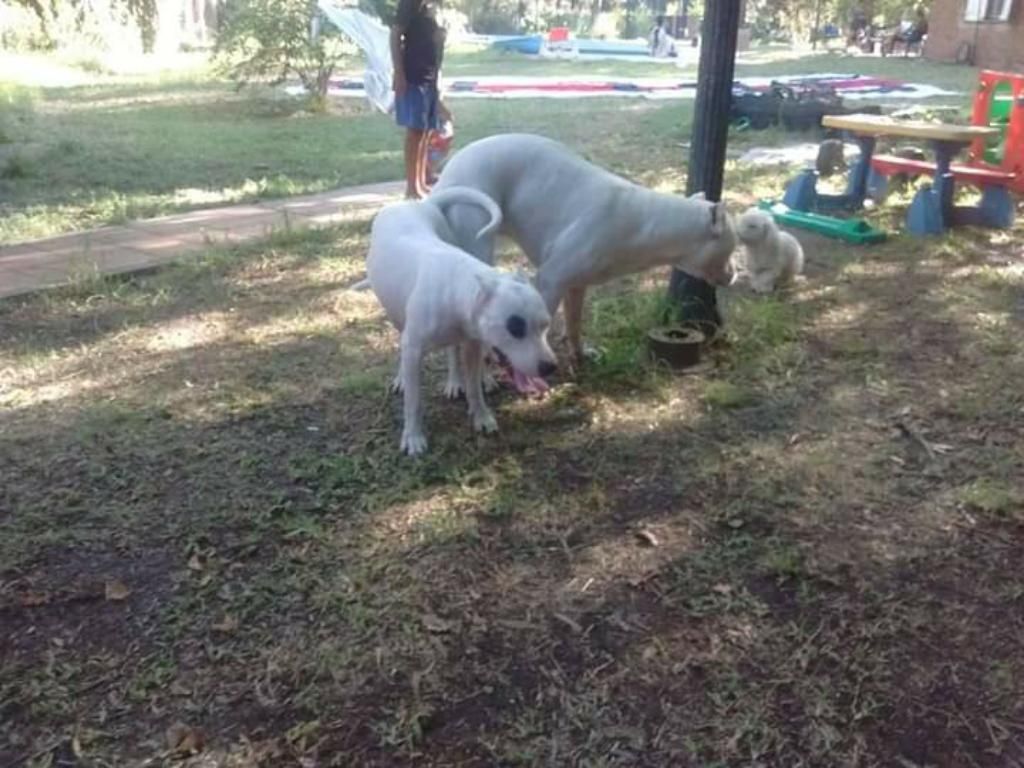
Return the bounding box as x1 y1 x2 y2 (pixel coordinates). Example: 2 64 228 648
491 35 649 56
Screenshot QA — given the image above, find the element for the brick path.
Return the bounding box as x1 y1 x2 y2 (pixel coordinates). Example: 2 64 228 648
0 180 404 300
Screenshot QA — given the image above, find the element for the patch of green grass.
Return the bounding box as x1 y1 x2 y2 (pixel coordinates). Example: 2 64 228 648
958 478 1023 519
0 59 697 243
1 151 34 179
726 295 802 369
702 379 754 409
338 368 389 396
759 539 806 582
584 287 667 387
0 48 981 243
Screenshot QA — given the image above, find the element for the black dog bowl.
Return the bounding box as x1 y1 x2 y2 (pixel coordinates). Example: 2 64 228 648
647 326 705 369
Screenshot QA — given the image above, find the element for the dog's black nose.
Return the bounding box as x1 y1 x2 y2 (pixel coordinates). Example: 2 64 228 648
539 360 557 378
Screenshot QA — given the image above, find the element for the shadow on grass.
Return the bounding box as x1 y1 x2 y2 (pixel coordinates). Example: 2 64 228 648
2 212 1023 765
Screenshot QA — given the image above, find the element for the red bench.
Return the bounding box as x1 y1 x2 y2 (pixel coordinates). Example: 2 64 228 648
870 153 1017 187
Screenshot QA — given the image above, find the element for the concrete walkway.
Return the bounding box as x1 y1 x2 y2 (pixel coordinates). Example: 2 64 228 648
0 180 404 300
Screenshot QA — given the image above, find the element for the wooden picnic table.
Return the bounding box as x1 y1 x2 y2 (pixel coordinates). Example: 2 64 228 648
783 114 1012 235
821 114 1000 144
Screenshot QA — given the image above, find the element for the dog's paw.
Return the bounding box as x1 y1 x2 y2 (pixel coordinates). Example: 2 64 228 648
471 408 498 434
400 430 428 456
567 344 601 376
482 369 500 394
442 378 465 399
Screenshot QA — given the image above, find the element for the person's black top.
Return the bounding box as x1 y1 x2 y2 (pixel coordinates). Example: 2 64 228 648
395 0 445 86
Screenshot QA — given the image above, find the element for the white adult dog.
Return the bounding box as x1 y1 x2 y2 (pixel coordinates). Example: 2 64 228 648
366 187 558 455
735 208 804 294
432 133 738 390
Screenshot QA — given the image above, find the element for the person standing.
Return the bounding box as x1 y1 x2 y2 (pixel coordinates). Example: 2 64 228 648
391 0 446 199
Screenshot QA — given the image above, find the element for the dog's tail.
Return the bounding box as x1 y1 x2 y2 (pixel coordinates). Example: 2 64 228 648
427 186 502 241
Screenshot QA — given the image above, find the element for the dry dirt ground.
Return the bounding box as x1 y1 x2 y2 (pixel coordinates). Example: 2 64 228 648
3 175 1024 766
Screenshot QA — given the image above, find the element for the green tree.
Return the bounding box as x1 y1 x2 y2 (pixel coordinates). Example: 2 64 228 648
216 0 353 112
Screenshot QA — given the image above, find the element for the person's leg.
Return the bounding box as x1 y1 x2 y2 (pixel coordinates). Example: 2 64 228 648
417 86 440 195
415 130 431 197
407 130 428 196
426 142 439 186
396 85 428 199
404 128 425 199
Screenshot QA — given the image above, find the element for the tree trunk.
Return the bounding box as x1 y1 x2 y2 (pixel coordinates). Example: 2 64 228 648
205 0 220 35
152 0 185 54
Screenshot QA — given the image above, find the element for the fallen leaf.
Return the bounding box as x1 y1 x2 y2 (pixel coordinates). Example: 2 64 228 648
187 554 204 571
627 571 657 587
104 579 131 602
285 719 320 747
166 722 206 755
553 612 583 634
20 591 51 606
712 583 733 595
496 619 543 632
422 613 454 634
212 615 239 634
600 725 645 746
634 528 660 547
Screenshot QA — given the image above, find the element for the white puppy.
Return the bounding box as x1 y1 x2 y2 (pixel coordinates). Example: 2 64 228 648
367 187 558 456
735 208 804 294
432 134 738 383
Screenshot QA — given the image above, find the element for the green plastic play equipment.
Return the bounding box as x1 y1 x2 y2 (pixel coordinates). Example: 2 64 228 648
757 201 888 244
983 82 1013 164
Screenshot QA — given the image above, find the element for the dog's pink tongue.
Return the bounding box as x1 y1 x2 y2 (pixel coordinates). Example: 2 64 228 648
511 368 550 397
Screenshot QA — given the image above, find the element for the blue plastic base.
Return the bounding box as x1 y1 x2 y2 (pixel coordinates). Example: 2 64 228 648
971 185 1015 228
867 168 889 203
907 186 945 236
782 169 819 212
905 183 1015 236
782 155 873 213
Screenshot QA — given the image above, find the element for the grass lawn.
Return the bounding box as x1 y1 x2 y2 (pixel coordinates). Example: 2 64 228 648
3 107 1024 765
0 47 979 244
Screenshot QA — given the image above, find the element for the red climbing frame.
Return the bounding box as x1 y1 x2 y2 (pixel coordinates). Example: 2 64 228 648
968 69 1024 195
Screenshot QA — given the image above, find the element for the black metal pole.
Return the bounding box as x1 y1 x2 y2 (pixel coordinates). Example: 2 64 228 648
666 0 741 339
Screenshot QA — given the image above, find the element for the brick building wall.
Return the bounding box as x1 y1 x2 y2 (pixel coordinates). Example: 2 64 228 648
925 0 1024 70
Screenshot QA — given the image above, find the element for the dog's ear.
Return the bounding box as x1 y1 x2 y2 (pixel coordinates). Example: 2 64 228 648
471 272 498 321
710 201 728 236
475 272 498 302
689 191 706 201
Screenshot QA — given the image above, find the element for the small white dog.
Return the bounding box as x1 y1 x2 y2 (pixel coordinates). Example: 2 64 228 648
735 208 804 294
433 133 739 390
366 187 558 456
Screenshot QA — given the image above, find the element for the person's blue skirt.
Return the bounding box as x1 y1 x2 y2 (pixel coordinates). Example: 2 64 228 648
395 83 440 132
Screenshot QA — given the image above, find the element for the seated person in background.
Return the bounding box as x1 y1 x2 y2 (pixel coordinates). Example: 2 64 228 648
886 6 927 53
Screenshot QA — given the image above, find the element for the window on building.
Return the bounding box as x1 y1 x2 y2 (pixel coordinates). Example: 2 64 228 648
965 0 1014 21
